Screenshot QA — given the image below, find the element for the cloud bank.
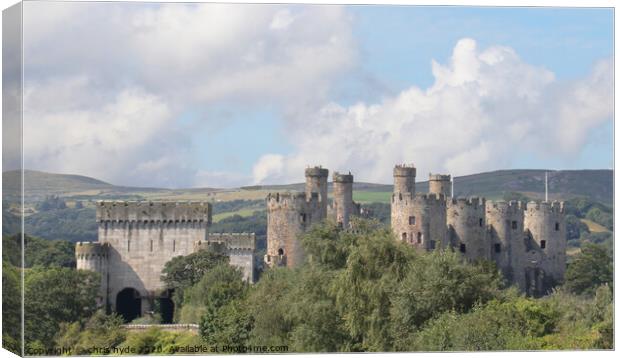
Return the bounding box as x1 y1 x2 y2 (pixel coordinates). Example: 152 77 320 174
252 38 613 185
22 2 355 187
21 3 612 188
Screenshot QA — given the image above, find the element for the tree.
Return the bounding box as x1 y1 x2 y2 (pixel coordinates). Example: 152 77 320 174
24 267 100 347
390 250 503 349
564 244 612 296
161 249 229 317
2 261 21 355
55 310 126 355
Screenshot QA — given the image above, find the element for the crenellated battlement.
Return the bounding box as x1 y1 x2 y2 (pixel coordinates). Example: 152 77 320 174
209 233 256 251
392 192 446 205
393 164 416 177
305 166 329 178
96 201 211 223
266 191 318 210
75 242 109 257
525 201 565 214
448 196 485 208
429 173 451 181
486 200 525 214
333 172 354 183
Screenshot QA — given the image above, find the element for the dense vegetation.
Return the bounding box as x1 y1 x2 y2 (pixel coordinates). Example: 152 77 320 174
2 216 613 354
158 219 612 352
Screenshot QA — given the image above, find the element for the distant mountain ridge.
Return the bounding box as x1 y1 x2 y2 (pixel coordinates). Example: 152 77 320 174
2 168 613 205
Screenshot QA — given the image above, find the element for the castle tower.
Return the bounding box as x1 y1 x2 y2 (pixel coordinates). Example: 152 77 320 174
393 164 416 195
392 193 447 250
265 192 319 268
429 174 451 197
524 201 566 289
447 197 488 261
305 166 329 220
76 242 109 306
95 201 211 316
333 171 354 228
485 200 525 286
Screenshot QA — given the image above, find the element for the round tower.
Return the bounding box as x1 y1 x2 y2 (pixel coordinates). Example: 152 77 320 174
485 200 525 285
524 201 566 285
429 174 451 197
447 197 488 261
265 192 313 268
76 242 109 306
393 164 416 194
333 172 354 228
305 167 329 220
391 193 447 250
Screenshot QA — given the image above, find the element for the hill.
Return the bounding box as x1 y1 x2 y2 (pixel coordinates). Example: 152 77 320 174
2 168 613 205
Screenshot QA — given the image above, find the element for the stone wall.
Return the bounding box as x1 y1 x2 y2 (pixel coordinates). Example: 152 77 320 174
524 201 566 285
485 200 526 287
265 192 320 268
333 172 354 228
429 174 451 197
208 233 256 282
392 193 447 250
447 197 488 261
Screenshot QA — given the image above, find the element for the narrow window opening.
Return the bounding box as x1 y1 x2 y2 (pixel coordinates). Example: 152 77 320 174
402 232 407 241
430 240 436 250
417 232 422 244
300 213 307 223
511 221 518 229
409 216 416 225
278 248 284 256
494 243 501 253
460 243 466 253
555 222 559 231
150 240 153 252
173 240 176 252
541 240 546 249
479 218 483 227
127 240 131 252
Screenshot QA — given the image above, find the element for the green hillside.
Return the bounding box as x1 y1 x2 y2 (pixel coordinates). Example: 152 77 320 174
2 168 612 205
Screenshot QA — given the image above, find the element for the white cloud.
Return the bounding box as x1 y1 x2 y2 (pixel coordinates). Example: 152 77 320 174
252 38 613 185
21 2 356 187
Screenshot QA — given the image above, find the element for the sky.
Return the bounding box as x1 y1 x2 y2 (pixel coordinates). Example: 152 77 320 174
19 2 613 188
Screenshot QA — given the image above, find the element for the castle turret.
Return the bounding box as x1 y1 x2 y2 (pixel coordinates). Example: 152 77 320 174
485 200 525 286
265 192 319 268
429 174 451 197
447 197 488 260
524 201 566 288
196 233 257 282
76 242 109 306
333 171 354 228
393 164 416 195
391 193 447 250
305 166 329 220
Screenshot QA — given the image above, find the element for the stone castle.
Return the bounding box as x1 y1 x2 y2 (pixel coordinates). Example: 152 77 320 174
75 201 256 322
76 162 565 322
265 164 566 297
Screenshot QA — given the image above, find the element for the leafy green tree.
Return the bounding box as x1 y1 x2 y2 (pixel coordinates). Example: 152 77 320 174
161 249 229 317
55 310 126 355
24 235 75 268
2 261 22 355
390 250 503 349
189 264 248 342
564 244 612 296
24 267 100 347
327 219 413 351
